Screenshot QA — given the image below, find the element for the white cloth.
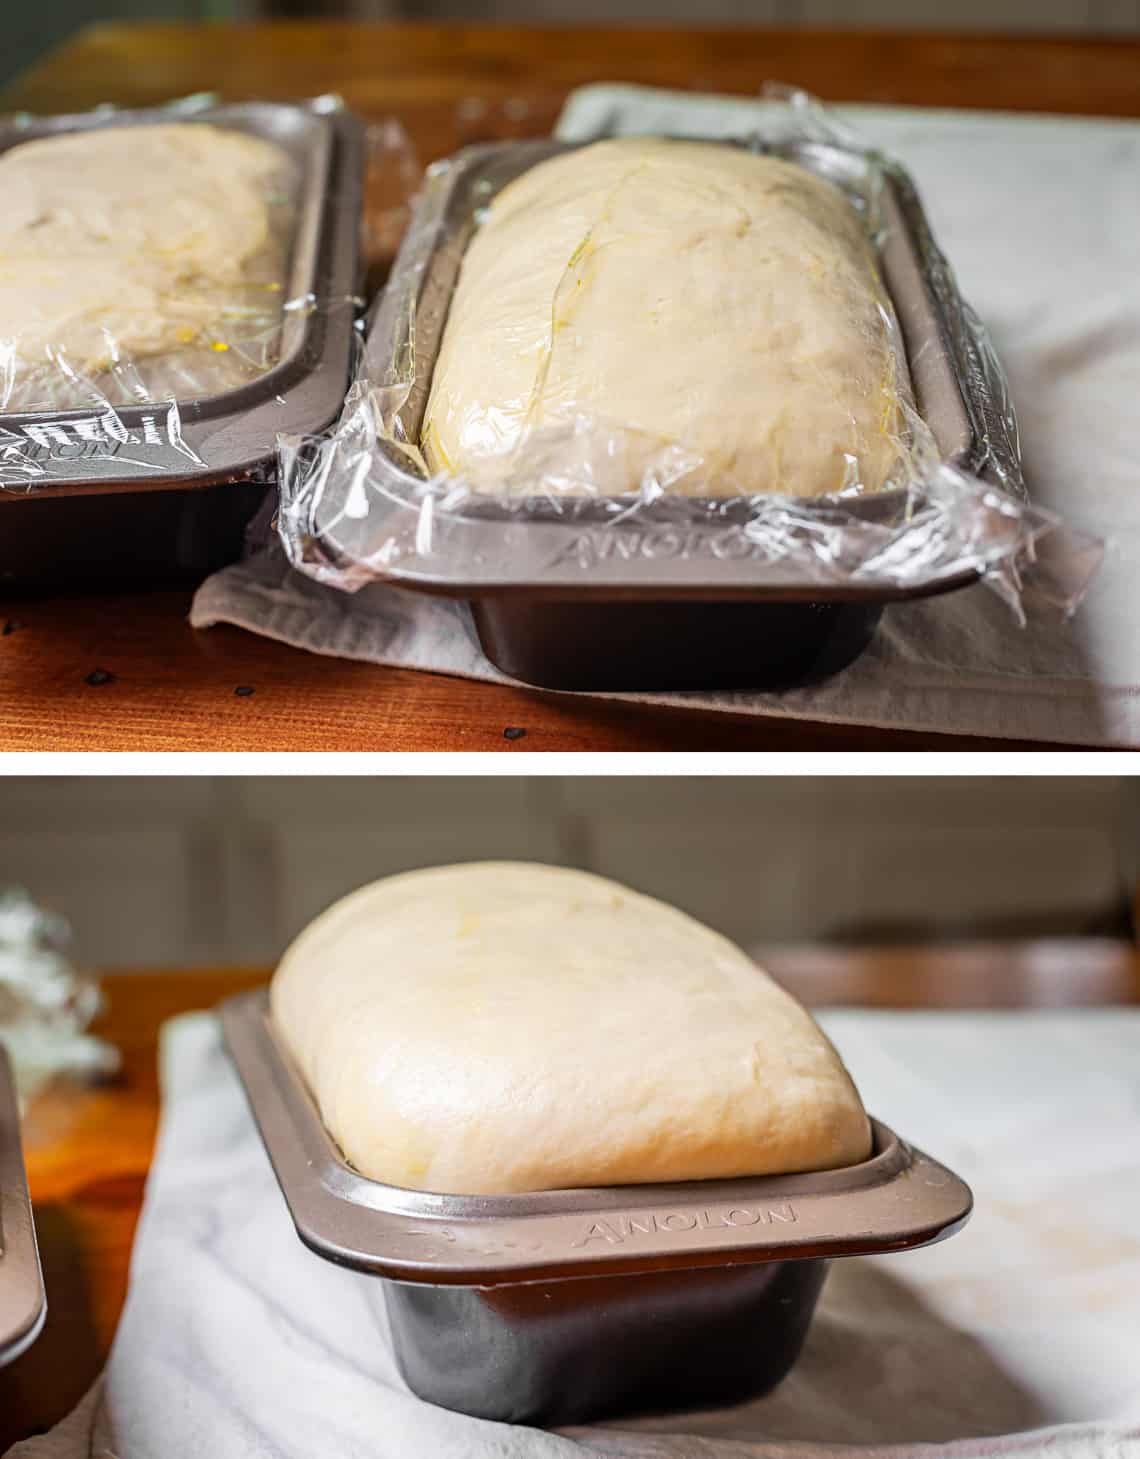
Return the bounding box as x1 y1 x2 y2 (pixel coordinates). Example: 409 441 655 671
191 89 1140 747
9 1006 1140 1459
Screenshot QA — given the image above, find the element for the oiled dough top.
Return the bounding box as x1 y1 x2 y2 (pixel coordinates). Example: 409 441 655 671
422 138 909 499
0 123 286 376
270 862 871 1195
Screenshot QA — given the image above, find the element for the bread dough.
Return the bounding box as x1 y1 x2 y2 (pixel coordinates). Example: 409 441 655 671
0 124 287 392
422 139 910 499
270 862 871 1195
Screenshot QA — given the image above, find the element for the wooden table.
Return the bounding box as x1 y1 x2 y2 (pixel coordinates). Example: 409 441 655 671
3 946 1138 1446
3 22 1133 752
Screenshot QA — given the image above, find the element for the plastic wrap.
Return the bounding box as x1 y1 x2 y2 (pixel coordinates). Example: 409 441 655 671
0 94 361 495
278 89 1098 625
2 121 295 415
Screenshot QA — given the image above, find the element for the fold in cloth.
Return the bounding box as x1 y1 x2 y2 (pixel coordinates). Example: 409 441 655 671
192 548 1134 745
191 92 1140 747
10 1007 1140 1458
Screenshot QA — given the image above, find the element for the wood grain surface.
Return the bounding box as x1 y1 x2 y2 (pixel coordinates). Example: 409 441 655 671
3 946 1139 1445
3 23 1133 753
9 23 1140 121
0 589 1070 752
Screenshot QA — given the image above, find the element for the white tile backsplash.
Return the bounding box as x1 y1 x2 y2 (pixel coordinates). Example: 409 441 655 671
0 778 1128 967
0 827 216 966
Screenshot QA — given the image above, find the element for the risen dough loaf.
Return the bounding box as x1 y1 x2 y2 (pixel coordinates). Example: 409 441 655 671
0 124 286 386
270 862 871 1195
422 138 909 499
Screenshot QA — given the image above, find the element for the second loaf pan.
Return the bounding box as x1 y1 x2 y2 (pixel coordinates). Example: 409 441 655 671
223 989 973 1425
0 1048 46 1369
296 137 1006 691
0 101 363 591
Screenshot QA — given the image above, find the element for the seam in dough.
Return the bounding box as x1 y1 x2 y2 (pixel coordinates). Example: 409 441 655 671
422 138 912 500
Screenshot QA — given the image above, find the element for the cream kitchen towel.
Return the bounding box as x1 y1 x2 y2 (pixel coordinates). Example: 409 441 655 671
190 91 1140 746
9 1005 1140 1459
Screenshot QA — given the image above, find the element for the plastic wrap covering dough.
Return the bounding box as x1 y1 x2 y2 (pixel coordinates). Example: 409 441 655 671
270 862 872 1195
422 139 910 499
0 123 292 411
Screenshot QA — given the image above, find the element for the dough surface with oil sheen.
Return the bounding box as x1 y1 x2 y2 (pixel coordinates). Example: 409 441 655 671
0 123 286 378
422 138 908 498
270 862 872 1194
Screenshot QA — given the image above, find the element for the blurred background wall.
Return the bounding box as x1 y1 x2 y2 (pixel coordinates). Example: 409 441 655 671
0 776 1133 968
372 1 1140 23
11 1 1140 109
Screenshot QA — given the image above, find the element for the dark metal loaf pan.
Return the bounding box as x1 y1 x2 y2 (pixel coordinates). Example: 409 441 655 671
0 1047 46 1368
222 989 972 1426
303 137 1001 691
0 102 364 592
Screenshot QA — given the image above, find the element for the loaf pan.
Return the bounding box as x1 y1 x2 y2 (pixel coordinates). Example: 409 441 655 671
222 989 972 1425
0 1047 46 1368
0 102 364 591
297 137 1002 691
